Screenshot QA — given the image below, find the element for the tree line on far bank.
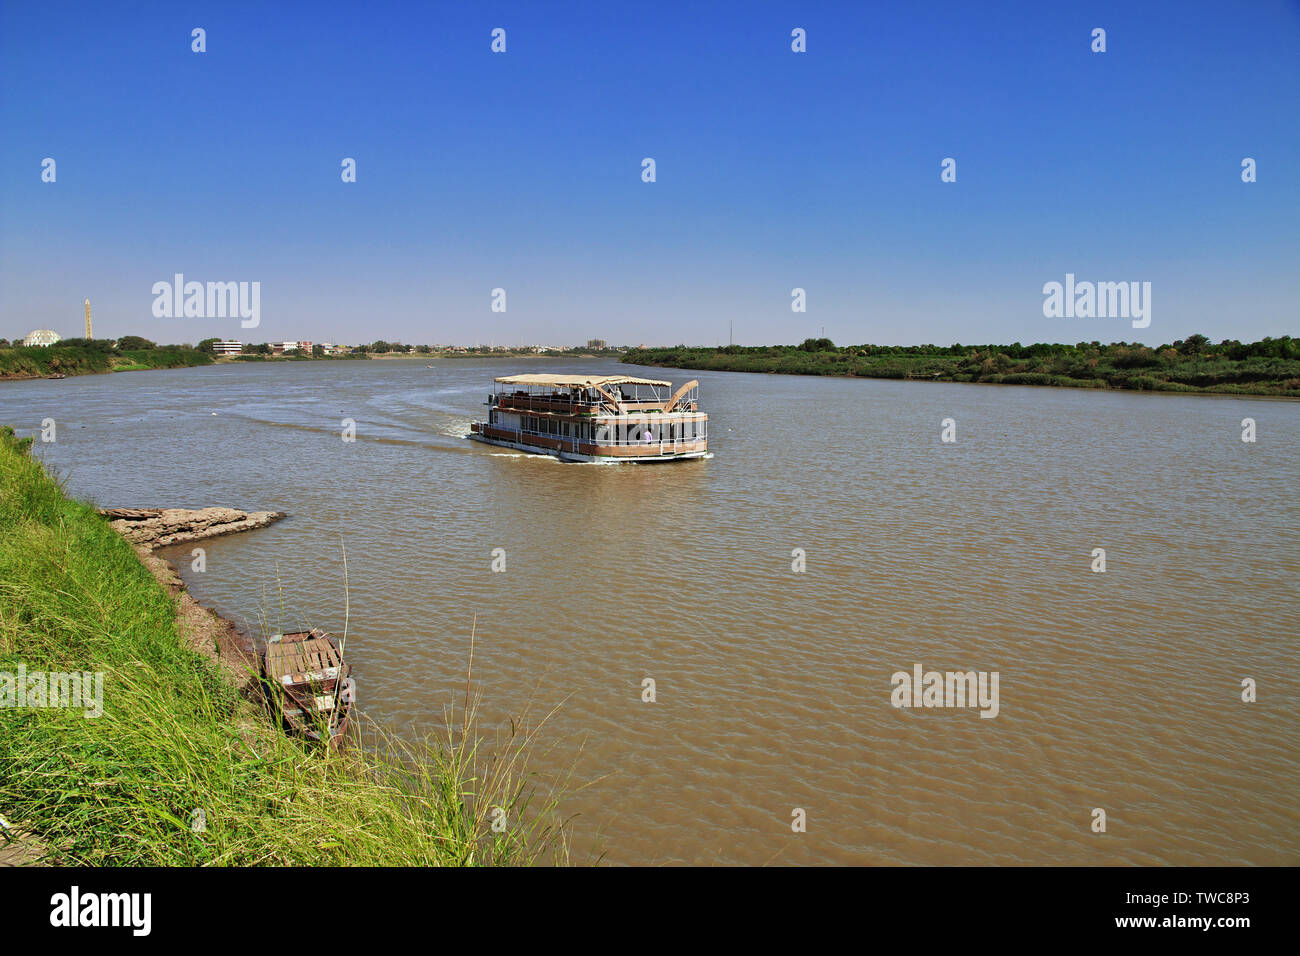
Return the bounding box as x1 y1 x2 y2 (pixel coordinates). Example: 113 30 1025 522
624 334 1300 397
215 340 624 355
0 335 178 351
0 337 215 378
350 342 624 354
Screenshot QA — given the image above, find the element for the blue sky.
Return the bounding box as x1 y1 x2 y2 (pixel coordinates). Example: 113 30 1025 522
2 0 1297 347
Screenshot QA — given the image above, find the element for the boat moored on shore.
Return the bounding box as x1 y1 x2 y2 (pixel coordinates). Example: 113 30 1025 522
260 629 355 749
469 374 709 463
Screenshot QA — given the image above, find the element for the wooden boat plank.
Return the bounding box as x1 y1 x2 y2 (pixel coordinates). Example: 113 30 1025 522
260 629 352 749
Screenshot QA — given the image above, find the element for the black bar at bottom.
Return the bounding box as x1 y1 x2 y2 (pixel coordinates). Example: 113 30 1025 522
0 865 1280 942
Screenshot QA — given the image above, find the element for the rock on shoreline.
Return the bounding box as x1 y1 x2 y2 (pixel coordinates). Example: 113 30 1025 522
98 507 285 549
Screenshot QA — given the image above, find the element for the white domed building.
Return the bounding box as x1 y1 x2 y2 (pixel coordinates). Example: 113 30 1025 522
21 329 62 347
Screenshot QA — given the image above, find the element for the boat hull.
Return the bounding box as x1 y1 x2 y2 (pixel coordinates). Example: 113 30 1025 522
468 431 710 463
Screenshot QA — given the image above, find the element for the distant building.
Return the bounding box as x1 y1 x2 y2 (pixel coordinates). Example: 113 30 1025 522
22 329 62 347
320 343 349 355
272 340 313 354
213 340 242 355
587 338 607 349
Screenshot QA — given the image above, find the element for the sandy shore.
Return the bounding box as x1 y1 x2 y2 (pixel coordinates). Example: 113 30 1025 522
102 507 284 686
134 545 260 687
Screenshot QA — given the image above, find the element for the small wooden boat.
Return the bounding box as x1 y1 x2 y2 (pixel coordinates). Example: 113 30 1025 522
260 628 354 748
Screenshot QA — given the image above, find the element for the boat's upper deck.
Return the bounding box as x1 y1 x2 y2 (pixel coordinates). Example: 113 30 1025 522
491 374 701 417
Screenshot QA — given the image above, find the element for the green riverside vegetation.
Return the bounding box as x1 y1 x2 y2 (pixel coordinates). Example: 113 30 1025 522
0 427 568 865
0 339 213 380
624 335 1300 397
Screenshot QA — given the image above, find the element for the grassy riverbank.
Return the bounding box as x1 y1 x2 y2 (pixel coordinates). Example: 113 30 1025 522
0 426 567 865
625 336 1300 397
0 343 213 380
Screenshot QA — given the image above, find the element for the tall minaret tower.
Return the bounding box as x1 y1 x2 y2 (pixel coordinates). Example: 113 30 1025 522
84 298 92 339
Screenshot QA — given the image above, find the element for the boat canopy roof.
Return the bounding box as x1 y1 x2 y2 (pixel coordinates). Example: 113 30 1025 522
493 373 672 388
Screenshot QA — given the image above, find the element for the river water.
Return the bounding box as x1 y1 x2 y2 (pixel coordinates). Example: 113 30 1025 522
3 357 1297 865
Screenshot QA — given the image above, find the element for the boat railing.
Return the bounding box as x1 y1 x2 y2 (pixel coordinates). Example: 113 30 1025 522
497 395 602 415
496 395 699 415
491 422 707 447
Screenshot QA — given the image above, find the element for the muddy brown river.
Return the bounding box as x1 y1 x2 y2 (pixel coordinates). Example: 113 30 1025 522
4 357 1297 864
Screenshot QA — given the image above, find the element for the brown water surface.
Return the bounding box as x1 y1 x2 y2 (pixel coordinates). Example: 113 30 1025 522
5 357 1297 864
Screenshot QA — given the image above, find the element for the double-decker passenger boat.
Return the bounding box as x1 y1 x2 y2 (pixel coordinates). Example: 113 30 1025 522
469 373 709 463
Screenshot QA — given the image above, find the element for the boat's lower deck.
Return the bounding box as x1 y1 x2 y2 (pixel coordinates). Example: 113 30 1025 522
468 430 710 463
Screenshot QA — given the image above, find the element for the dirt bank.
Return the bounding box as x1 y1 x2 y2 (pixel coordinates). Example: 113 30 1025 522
98 507 284 688
133 545 260 689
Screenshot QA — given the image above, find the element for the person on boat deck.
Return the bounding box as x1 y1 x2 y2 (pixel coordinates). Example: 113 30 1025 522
642 428 654 444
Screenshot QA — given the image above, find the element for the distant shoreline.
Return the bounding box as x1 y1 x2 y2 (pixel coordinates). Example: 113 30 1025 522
364 351 611 360
0 345 213 382
623 340 1300 400
0 346 622 382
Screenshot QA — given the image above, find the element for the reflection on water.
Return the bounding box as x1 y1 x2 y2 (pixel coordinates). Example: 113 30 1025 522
5 357 1298 864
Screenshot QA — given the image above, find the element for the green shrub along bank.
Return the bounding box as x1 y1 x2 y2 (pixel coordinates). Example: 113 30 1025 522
624 335 1300 397
0 340 214 380
0 426 568 865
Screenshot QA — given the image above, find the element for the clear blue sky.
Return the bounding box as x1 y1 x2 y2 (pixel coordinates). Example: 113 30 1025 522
2 0 1297 347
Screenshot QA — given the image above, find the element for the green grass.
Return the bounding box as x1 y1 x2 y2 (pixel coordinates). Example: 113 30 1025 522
117 348 212 371
625 336 1300 398
0 426 570 865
